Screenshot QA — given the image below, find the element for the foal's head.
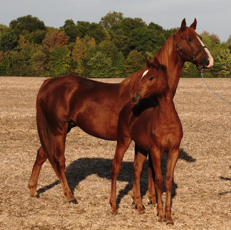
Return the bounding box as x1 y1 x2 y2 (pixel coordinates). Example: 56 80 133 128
131 57 168 103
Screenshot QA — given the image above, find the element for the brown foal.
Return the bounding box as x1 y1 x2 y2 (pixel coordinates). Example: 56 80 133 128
110 57 183 225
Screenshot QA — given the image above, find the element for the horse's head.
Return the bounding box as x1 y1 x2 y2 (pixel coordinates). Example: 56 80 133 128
174 18 213 69
131 57 168 103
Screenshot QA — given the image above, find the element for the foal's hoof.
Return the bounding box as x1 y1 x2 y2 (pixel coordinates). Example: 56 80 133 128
166 220 174 225
148 200 157 206
148 200 152 205
30 192 39 198
111 208 118 214
68 198 78 204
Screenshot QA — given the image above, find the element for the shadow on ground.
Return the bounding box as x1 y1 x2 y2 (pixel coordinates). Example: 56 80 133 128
219 165 231 195
37 149 195 205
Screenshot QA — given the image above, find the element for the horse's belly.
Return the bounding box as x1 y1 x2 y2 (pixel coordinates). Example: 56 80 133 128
75 113 118 141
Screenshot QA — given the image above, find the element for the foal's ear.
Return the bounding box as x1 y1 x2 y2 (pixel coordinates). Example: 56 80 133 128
145 57 151 67
180 18 186 32
153 57 160 69
190 18 197 30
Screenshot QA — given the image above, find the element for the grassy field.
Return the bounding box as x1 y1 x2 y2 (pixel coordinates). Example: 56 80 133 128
0 77 231 229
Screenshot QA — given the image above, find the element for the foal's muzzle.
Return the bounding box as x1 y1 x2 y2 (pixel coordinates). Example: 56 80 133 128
131 91 142 104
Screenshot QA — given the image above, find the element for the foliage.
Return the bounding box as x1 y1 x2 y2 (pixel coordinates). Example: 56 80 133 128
0 13 230 77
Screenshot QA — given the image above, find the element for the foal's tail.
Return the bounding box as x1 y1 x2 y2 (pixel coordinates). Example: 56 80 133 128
36 94 59 178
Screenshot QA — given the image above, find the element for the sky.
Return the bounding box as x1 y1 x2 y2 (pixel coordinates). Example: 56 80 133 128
0 0 230 42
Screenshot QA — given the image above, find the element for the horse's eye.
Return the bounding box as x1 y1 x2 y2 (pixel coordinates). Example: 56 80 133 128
148 76 154 80
188 37 192 42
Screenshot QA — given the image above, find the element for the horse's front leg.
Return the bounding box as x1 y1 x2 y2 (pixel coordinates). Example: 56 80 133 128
165 148 180 225
110 137 131 213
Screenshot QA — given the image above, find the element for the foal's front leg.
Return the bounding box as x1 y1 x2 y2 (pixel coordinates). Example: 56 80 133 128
164 148 180 225
110 137 131 213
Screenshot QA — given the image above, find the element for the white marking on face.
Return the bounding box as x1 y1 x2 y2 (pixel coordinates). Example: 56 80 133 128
197 36 214 67
141 70 149 79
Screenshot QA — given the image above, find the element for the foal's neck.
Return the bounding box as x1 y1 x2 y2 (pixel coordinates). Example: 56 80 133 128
154 35 184 98
157 91 177 120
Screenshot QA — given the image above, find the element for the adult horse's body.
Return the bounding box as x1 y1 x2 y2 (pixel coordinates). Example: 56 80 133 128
110 57 182 225
28 18 213 203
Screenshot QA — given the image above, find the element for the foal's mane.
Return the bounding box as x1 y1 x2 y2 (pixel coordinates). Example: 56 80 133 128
119 67 146 95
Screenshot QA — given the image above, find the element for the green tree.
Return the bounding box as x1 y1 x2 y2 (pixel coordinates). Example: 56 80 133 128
124 50 145 77
99 40 125 77
86 50 114 78
100 11 124 29
212 48 231 78
48 45 71 77
9 15 46 35
0 31 18 52
63 19 79 43
30 48 48 77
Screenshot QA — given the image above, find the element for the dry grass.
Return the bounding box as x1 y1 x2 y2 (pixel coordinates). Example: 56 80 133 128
0 76 231 230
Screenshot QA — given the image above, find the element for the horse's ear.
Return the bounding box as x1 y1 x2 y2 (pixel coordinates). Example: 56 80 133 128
190 18 197 30
180 18 186 32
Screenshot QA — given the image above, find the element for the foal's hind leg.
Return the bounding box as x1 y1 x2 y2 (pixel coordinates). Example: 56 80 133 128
28 146 47 197
147 154 157 205
150 147 165 222
132 151 146 214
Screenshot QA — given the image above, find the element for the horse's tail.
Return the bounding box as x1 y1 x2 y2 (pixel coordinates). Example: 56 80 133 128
36 92 59 178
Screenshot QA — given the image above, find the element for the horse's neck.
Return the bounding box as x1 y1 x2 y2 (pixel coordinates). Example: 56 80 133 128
119 70 144 95
155 35 184 98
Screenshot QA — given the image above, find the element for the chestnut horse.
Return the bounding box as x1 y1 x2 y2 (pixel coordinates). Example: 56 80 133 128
28 18 213 203
110 57 183 225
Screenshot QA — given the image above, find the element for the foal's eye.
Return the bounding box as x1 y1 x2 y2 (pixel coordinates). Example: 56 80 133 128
188 37 192 42
148 76 154 80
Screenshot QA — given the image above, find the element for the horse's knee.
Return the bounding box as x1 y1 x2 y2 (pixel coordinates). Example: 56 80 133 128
165 177 173 191
36 148 47 165
111 159 121 177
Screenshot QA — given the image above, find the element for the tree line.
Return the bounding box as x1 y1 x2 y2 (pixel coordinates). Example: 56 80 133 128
0 12 230 78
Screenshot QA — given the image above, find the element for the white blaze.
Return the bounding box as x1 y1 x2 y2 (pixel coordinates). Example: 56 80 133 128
141 70 149 79
197 36 214 68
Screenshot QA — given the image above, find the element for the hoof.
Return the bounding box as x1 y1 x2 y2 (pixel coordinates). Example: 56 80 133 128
30 193 39 198
111 208 118 214
148 200 157 206
138 208 145 214
68 198 78 204
166 221 174 225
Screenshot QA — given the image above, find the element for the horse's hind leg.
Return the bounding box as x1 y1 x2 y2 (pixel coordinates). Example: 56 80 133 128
28 146 47 197
52 133 76 203
110 137 131 213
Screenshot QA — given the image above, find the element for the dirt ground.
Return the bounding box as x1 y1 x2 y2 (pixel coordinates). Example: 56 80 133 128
0 76 231 230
